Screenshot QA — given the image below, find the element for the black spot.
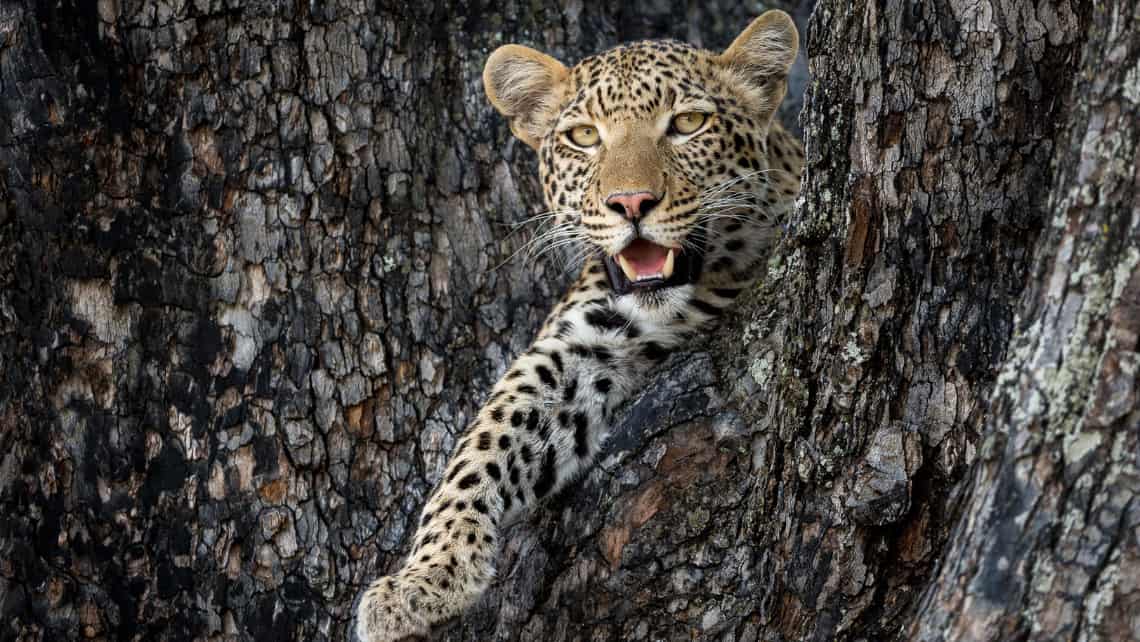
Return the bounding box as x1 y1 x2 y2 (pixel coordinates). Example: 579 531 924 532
573 413 590 457
517 384 537 395
506 370 523 380
712 288 742 299
585 308 628 331
499 487 513 512
690 298 723 316
485 462 501 480
642 342 669 363
535 365 556 388
447 461 467 482
594 378 612 393
563 378 578 403
520 445 533 464
490 407 505 422
467 533 476 544
477 432 492 450
710 257 734 272
526 409 539 432
593 346 613 363
455 502 466 511
509 466 520 486
725 239 745 251
510 410 524 427
421 512 433 525
626 324 641 339
457 473 481 490
533 446 558 498
498 435 511 450
549 351 564 372
472 499 489 514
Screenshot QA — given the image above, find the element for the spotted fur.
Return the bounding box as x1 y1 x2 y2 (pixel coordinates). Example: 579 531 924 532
353 11 804 640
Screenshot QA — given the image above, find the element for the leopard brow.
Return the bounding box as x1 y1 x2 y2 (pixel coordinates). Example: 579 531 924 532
663 100 718 131
555 92 596 126
585 94 602 121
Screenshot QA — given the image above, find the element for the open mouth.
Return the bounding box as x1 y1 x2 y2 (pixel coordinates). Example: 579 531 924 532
602 238 704 295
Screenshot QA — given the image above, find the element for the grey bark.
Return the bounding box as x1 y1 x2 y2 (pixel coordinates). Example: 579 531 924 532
1 1 1136 642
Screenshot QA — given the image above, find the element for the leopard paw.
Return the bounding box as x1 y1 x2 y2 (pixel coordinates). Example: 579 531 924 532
351 576 430 642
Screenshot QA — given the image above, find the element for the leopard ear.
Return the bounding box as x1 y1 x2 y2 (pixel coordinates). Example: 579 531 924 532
483 45 570 150
716 10 799 94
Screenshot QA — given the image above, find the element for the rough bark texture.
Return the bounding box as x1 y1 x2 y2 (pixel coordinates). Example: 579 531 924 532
1 1 1136 642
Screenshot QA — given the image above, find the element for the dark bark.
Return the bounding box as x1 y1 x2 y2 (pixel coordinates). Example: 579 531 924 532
1 1 1136 642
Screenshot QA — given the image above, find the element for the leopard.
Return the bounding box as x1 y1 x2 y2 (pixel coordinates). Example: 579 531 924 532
352 11 804 640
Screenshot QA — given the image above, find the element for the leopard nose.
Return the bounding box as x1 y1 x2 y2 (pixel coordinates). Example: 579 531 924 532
605 191 661 220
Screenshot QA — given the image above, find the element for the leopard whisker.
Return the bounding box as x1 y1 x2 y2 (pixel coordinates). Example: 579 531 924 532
491 222 587 272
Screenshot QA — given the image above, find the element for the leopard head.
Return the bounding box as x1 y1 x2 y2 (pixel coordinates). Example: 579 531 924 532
484 11 799 318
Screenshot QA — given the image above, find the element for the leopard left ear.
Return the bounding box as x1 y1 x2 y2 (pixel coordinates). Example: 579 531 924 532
717 10 799 83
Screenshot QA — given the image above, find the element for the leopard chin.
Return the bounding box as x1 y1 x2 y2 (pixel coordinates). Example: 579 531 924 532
612 283 698 326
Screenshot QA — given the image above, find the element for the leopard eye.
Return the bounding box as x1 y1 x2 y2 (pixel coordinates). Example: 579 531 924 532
566 124 600 147
670 112 709 136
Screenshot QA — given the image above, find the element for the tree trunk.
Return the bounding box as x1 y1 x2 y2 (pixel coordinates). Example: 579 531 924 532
1 2 1135 642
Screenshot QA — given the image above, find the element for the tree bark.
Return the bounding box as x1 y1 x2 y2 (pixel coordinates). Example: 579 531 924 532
1 2 1136 642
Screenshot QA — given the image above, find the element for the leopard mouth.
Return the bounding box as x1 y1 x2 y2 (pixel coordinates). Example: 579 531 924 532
603 238 704 295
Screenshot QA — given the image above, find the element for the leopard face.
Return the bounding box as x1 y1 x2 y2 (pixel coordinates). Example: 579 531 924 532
485 11 801 320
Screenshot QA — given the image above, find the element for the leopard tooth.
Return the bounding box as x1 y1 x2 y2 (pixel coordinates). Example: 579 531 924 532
663 249 675 279
617 254 638 282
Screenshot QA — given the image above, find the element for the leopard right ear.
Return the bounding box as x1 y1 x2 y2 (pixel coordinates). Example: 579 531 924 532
483 45 569 150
